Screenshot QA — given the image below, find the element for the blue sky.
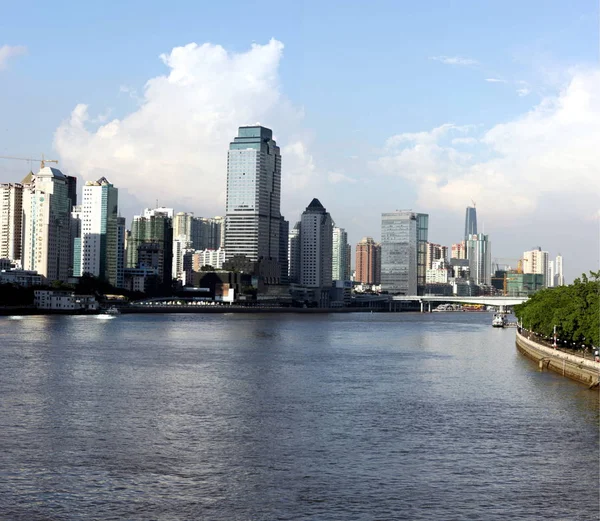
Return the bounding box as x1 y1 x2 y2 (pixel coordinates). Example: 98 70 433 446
1 1 598 280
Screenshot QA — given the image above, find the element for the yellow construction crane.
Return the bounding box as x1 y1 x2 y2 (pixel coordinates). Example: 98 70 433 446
0 155 59 170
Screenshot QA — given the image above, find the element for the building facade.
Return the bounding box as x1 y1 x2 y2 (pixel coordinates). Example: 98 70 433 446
332 226 350 281
300 199 333 288
288 221 301 283
77 177 121 286
381 211 428 295
466 233 492 286
425 242 448 270
22 167 72 282
464 206 477 241
555 255 564 286
451 241 467 260
0 182 23 264
355 236 381 285
224 126 281 266
523 247 549 287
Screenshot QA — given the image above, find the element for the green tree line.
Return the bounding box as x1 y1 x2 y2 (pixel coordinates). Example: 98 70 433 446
514 271 600 348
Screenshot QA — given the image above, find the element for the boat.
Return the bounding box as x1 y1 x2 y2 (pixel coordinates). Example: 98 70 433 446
492 314 506 328
105 307 121 315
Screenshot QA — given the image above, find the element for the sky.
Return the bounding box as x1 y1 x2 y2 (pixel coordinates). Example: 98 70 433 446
1 0 598 281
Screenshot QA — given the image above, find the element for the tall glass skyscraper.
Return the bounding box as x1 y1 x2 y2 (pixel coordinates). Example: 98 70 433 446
466 233 491 285
381 211 428 295
224 126 281 264
464 206 477 241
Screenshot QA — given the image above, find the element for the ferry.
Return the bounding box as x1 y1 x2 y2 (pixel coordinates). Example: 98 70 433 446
492 314 506 328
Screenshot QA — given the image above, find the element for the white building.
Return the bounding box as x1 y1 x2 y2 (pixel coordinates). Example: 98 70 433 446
523 248 549 286
300 198 333 288
288 221 301 283
0 269 43 287
332 226 350 281
34 290 98 311
547 260 555 288
555 255 564 286
0 182 24 264
224 126 281 264
77 177 121 287
192 248 226 270
22 167 72 282
426 260 449 283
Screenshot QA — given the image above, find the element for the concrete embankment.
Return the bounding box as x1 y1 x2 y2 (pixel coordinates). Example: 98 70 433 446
515 330 600 389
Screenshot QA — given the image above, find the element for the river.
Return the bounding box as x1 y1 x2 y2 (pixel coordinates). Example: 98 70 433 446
0 312 598 520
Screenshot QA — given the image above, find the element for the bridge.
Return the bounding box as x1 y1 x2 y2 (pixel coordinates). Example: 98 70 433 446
391 295 528 312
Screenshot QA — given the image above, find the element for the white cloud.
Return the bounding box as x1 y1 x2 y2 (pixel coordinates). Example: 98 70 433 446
451 137 478 145
55 39 317 217
0 45 27 70
485 78 507 83
516 87 531 96
430 55 478 66
328 171 357 184
376 69 600 221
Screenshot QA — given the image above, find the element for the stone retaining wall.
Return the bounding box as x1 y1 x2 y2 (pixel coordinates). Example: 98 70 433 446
516 330 600 388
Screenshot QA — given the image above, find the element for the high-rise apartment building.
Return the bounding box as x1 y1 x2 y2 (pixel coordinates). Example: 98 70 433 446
381 211 428 295
425 242 448 270
451 241 467 260
464 206 477 241
279 217 289 284
77 177 121 286
288 221 301 283
22 167 72 282
523 247 549 287
300 199 333 288
555 255 564 286
355 237 381 285
466 233 491 286
224 126 281 266
547 260 555 288
0 183 24 264
128 208 173 283
332 226 350 281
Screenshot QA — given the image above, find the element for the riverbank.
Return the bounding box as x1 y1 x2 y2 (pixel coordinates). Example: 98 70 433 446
515 329 600 389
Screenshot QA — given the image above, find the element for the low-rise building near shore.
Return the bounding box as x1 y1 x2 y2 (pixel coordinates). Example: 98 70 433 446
34 290 99 311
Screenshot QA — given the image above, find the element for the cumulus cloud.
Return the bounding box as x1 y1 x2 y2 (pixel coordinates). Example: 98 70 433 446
485 78 507 83
55 39 316 216
0 45 27 70
376 69 600 221
429 55 478 66
328 171 357 184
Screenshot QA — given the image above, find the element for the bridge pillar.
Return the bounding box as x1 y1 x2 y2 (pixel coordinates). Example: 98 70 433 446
420 300 424 313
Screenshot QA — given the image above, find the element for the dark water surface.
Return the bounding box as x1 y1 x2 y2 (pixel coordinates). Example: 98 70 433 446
0 312 598 520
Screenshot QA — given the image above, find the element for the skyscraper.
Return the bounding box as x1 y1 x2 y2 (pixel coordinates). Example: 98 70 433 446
78 177 121 286
381 211 428 295
451 241 467 260
332 226 350 281
555 255 564 286
224 126 281 265
464 206 477 241
279 217 289 284
22 167 71 282
288 221 301 283
466 233 491 286
425 242 448 269
523 247 549 287
547 260 555 288
0 183 24 264
300 199 333 288
355 237 381 285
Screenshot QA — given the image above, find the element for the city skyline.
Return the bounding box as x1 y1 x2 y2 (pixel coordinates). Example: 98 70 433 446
1 1 598 281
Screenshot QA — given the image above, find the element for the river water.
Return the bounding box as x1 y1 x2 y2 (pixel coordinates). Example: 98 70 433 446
0 312 598 520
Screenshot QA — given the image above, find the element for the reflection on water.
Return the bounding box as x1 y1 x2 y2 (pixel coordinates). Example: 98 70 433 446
0 313 598 520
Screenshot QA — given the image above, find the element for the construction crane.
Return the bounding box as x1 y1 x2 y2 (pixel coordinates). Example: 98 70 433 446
0 155 59 170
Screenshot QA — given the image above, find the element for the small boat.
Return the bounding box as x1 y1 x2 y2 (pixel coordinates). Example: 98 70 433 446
104 307 121 315
492 314 506 328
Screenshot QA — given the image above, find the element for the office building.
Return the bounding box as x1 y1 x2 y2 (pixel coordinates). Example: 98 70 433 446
547 260 555 288
381 211 428 295
279 217 289 284
77 177 121 286
0 182 24 264
224 126 281 265
288 221 301 283
466 233 491 286
355 237 381 285
300 198 333 288
332 226 350 281
21 167 71 282
464 206 477 241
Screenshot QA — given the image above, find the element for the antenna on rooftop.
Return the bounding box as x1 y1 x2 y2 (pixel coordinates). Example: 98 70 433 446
471 199 476 207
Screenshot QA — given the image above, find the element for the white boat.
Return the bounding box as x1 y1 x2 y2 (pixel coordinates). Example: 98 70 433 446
104 307 121 315
492 314 506 328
